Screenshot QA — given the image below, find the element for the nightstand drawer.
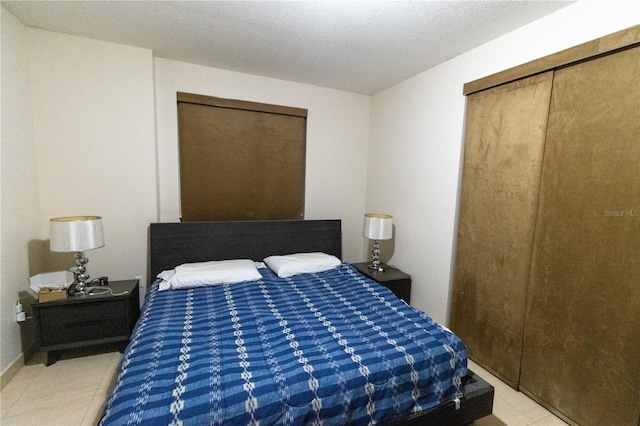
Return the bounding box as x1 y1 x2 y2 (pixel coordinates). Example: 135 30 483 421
39 299 126 323
40 316 127 348
38 300 128 348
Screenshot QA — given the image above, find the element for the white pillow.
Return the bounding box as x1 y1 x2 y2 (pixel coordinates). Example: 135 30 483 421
157 259 262 290
157 269 175 291
264 252 341 278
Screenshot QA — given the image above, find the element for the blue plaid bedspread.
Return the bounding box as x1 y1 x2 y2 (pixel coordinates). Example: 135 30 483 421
100 264 467 425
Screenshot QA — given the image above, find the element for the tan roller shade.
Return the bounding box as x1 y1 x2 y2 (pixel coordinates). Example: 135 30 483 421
177 93 307 221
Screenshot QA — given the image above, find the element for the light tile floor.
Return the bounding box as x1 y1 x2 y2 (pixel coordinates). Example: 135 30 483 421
1 346 568 425
0 344 121 426
469 360 568 426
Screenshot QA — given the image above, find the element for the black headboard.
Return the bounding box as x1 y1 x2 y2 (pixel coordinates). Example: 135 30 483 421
149 220 342 281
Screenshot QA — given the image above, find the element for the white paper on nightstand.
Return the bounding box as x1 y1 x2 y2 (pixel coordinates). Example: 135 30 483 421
29 271 74 293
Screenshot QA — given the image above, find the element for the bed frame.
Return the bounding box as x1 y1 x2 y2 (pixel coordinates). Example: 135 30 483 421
149 220 342 280
148 220 494 425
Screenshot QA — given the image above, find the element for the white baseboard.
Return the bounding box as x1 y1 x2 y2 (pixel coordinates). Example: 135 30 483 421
1 352 25 390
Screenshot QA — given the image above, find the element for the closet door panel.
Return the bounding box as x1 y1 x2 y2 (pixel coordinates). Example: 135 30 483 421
450 72 553 387
521 46 640 426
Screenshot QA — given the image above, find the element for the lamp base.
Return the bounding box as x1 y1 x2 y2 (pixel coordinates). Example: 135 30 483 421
71 251 93 296
68 282 92 297
368 240 386 272
368 262 386 273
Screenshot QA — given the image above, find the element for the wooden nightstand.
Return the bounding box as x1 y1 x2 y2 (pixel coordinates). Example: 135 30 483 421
352 262 412 304
32 279 140 366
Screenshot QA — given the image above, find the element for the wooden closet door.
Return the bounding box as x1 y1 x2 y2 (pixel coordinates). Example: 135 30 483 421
449 72 553 387
520 46 640 426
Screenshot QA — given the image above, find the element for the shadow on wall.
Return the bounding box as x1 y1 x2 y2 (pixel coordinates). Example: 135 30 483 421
17 290 36 362
363 225 396 265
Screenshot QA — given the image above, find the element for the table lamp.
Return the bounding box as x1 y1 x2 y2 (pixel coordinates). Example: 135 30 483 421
50 216 105 296
363 213 393 272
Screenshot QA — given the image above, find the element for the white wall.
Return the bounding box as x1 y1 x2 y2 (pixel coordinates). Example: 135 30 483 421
154 59 371 262
27 30 157 290
0 7 43 378
367 1 640 324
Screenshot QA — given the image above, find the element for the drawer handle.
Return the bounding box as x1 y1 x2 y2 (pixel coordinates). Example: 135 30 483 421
65 320 104 328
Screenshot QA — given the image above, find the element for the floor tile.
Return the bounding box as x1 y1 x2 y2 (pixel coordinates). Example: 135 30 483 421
2 389 89 426
469 360 567 426
513 395 552 422
0 344 122 425
492 396 536 425
474 414 508 425
534 414 569 425
82 388 109 425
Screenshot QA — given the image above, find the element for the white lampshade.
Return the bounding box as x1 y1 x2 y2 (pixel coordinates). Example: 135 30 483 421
50 216 105 252
363 213 393 240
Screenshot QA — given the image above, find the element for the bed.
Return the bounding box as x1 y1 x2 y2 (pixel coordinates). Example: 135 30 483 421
100 220 493 425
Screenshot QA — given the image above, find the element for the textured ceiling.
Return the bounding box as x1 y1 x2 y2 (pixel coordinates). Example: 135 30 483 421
3 1 573 95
